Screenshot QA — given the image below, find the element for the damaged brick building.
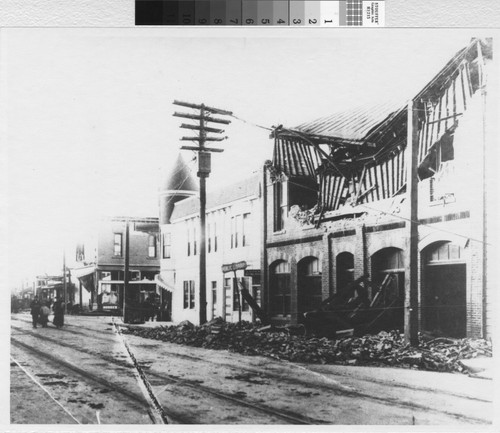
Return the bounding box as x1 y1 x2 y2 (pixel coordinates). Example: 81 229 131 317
263 39 494 339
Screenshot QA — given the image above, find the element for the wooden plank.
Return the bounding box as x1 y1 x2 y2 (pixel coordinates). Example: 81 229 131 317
459 65 467 111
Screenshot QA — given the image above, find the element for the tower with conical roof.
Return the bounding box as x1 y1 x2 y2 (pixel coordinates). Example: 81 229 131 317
159 153 198 225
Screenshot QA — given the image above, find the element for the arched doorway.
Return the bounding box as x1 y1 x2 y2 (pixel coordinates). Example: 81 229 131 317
371 247 405 331
297 257 322 320
269 260 291 318
422 241 466 337
336 252 354 294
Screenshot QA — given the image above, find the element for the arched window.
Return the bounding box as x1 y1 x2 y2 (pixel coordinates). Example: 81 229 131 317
269 260 291 316
336 252 354 293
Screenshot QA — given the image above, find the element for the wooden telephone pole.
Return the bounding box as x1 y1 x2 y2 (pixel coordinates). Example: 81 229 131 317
173 100 232 325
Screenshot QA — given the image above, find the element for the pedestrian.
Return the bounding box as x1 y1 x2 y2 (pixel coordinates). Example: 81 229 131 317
53 299 65 328
30 297 41 328
39 302 51 328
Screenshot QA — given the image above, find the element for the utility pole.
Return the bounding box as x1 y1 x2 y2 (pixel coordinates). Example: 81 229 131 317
63 250 67 313
173 100 232 325
123 219 130 323
404 99 419 346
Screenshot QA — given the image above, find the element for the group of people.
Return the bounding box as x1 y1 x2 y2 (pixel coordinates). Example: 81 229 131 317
29 297 65 329
141 296 169 322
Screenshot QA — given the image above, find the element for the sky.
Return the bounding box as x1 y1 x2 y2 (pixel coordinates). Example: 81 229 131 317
1 28 483 288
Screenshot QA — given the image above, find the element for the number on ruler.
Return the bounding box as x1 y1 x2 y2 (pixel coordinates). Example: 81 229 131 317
198 18 207 24
230 18 239 24
246 18 254 24
261 18 270 24
277 18 285 24
309 19 317 24
293 18 301 24
214 18 223 24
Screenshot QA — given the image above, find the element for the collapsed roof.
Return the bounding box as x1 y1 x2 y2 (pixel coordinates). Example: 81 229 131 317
271 38 492 215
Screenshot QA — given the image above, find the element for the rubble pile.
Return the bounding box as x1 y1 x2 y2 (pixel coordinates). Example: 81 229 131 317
121 320 492 374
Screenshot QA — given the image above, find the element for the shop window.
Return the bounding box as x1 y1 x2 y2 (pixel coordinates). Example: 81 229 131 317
113 233 122 256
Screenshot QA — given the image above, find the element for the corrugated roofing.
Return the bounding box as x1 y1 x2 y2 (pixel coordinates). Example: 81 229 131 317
171 172 261 220
293 97 408 142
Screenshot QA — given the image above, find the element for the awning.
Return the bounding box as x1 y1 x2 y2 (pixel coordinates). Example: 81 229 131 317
71 265 95 279
155 274 175 291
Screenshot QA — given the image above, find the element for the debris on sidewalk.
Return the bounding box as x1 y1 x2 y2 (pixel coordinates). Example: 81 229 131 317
121 320 492 374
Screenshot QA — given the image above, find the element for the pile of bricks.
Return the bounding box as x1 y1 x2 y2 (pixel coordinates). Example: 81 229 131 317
121 321 492 374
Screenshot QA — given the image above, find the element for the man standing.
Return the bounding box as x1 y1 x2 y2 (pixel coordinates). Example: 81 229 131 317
29 297 41 328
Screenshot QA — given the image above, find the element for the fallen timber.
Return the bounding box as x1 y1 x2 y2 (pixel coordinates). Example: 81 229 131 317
303 274 402 338
122 320 492 374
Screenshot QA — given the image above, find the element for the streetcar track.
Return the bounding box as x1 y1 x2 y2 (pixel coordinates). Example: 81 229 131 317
13 315 490 405
11 325 320 424
10 337 190 424
11 321 491 424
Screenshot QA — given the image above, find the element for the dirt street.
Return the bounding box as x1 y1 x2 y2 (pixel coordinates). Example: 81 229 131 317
10 313 493 425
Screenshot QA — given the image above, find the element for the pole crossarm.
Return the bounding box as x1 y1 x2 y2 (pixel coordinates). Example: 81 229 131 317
173 100 233 115
180 123 225 134
181 136 226 142
173 112 231 125
181 146 224 153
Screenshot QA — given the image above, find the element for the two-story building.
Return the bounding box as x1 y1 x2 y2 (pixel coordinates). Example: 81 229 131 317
95 216 160 313
157 157 264 325
263 38 494 339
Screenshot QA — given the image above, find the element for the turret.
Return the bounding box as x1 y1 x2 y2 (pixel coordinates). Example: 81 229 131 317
159 154 198 225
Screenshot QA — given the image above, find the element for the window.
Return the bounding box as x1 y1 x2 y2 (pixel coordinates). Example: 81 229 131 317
207 223 211 253
269 261 291 316
242 213 250 247
297 257 323 314
148 235 156 258
273 181 287 231
214 221 218 252
232 277 251 312
231 216 235 248
193 224 197 256
231 214 246 249
113 233 122 256
162 232 171 259
186 220 197 257
130 270 140 281
183 280 195 309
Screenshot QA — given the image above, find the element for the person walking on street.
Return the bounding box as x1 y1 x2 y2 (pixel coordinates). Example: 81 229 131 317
53 299 64 328
39 302 51 328
30 297 41 328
